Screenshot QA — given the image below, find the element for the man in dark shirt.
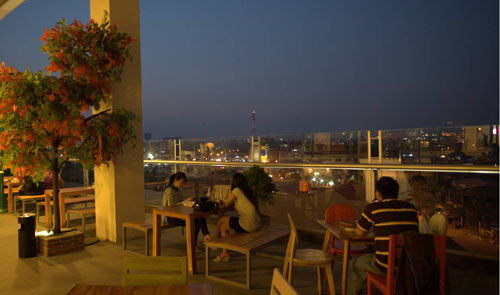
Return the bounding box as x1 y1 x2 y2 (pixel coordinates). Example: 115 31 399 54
347 177 418 295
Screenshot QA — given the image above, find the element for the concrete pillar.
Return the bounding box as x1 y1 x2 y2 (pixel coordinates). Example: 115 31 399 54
91 0 144 242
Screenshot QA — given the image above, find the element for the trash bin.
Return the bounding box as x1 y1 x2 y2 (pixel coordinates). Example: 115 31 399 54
18 213 37 258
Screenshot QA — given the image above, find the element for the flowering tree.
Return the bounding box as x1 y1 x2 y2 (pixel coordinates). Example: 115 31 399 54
0 16 137 234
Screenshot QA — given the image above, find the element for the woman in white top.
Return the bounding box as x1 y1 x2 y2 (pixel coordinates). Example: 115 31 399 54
214 173 261 262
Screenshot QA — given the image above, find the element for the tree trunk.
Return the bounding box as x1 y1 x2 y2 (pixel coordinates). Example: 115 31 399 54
51 165 61 234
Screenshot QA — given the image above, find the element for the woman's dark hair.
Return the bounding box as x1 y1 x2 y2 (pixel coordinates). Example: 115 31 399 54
231 173 259 211
167 172 187 187
375 176 399 199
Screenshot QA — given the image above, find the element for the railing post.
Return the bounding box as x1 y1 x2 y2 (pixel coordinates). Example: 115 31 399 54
378 130 382 164
367 131 371 164
250 136 254 162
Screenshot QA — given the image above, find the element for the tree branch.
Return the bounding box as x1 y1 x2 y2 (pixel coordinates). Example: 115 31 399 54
84 109 111 122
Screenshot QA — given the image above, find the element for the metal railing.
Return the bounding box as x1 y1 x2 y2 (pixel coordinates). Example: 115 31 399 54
144 160 499 174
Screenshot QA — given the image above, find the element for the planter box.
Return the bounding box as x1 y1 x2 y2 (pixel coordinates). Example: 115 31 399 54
37 230 84 256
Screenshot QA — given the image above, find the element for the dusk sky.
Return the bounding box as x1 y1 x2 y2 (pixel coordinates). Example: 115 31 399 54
0 0 498 138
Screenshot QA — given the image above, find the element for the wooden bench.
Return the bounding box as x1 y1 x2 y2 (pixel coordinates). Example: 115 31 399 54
122 218 184 256
205 225 290 289
36 196 95 224
66 207 96 237
14 194 45 214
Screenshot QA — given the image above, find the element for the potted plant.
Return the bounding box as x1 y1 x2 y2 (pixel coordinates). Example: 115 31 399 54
0 15 136 234
243 165 277 224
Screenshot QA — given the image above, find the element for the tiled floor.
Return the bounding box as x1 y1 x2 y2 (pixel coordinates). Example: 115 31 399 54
0 210 498 295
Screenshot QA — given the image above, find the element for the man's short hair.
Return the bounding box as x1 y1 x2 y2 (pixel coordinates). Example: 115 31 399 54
375 177 399 199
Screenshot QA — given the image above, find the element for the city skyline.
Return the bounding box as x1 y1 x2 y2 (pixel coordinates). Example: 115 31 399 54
0 0 498 138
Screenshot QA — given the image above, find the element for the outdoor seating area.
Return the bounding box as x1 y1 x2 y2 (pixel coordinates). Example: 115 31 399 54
0 158 497 295
0 1 498 294
1 208 499 295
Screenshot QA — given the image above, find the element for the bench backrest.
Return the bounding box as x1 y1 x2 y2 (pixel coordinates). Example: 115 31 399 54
122 256 187 286
270 268 298 295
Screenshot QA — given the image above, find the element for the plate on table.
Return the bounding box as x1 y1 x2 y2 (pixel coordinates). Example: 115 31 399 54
180 200 195 207
340 220 357 230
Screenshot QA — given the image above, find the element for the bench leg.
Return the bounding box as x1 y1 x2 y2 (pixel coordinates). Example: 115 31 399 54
205 246 210 277
14 198 17 214
22 200 25 214
246 252 251 289
82 214 86 236
123 226 127 250
145 230 149 256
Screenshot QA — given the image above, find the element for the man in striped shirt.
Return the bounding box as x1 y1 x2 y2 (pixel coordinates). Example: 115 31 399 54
347 177 418 295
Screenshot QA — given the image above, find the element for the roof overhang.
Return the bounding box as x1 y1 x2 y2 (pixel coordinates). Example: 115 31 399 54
0 0 25 21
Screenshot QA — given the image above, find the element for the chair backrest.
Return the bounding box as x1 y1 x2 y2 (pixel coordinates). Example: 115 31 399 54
212 185 231 201
270 268 299 295
325 203 356 222
283 213 299 279
122 256 187 286
385 234 446 295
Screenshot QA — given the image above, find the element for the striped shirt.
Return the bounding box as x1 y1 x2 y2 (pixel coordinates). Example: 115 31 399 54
357 199 418 271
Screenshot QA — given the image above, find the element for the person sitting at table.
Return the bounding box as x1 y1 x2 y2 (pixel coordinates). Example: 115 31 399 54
161 172 212 249
213 173 261 262
347 176 418 295
18 176 45 196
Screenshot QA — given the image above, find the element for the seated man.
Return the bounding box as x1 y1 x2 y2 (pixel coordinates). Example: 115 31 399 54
347 177 418 295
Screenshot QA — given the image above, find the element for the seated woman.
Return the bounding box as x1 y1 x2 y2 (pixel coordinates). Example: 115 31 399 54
214 173 261 262
161 172 212 249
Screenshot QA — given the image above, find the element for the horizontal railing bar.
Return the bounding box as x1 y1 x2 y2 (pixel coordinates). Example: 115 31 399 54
143 160 499 174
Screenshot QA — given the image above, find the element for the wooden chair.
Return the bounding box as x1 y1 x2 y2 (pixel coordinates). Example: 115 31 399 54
122 256 187 286
122 218 181 256
283 213 335 295
212 185 231 201
66 207 96 237
367 234 446 295
270 268 299 295
325 204 368 256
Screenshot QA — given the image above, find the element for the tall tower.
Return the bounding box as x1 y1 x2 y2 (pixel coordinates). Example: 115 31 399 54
250 110 260 162
252 110 256 139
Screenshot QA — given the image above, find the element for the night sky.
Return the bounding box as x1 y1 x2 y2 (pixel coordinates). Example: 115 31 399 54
0 0 498 138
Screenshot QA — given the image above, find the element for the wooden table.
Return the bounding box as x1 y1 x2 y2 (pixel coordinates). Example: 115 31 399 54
66 283 213 295
5 180 21 214
152 206 212 275
317 220 375 295
45 186 95 227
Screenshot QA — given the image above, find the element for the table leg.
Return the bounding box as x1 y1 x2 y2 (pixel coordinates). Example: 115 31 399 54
59 194 66 227
185 215 196 275
152 211 161 256
8 183 13 213
45 193 51 227
341 239 351 295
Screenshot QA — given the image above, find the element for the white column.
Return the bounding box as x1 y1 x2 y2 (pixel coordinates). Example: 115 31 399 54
91 0 144 242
